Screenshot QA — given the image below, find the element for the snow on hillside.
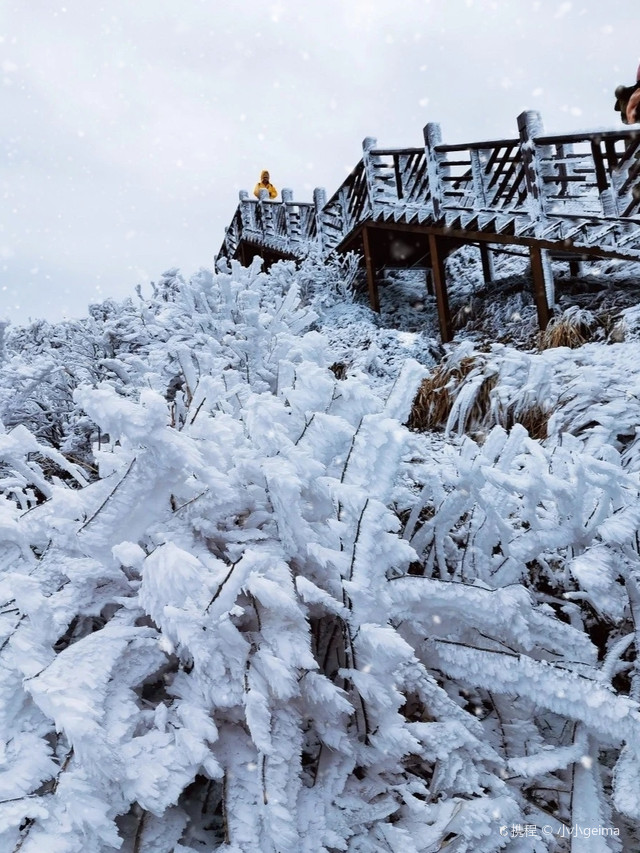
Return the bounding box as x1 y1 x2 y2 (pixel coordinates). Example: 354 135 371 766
0 250 639 851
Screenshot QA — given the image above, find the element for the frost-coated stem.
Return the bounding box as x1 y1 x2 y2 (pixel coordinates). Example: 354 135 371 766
348 499 370 582
601 633 635 684
205 558 241 613
294 413 315 446
132 808 147 853
222 772 230 845
340 417 364 484
78 456 137 531
189 396 207 425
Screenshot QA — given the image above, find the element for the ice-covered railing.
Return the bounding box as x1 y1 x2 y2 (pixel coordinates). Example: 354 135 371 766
219 189 317 261
521 113 640 220
431 131 525 215
216 111 640 264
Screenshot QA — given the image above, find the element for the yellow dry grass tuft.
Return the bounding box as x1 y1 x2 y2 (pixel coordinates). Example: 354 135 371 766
408 357 549 440
538 309 598 350
506 404 550 440
407 356 496 433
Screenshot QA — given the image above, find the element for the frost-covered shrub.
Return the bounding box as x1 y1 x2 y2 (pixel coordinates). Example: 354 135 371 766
400 424 640 846
0 264 467 852
288 251 359 312
1 259 640 852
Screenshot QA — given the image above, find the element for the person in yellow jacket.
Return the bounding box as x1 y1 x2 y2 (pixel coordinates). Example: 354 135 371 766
253 170 278 199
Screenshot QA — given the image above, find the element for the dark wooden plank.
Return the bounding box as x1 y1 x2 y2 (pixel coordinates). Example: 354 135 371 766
361 227 380 313
541 174 594 183
480 243 495 283
529 245 552 329
399 152 424 200
393 155 404 200
436 138 520 153
372 147 424 156
590 142 609 196
604 139 618 171
406 158 429 204
428 234 453 343
503 164 527 206
486 145 518 190
491 157 520 205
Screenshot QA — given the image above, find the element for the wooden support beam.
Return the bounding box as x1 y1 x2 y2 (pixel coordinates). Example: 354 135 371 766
425 268 434 296
529 245 552 330
428 233 453 343
361 226 380 313
569 259 582 278
479 243 495 283
337 218 640 265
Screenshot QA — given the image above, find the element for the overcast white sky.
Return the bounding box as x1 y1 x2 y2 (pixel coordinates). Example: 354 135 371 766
1 0 638 326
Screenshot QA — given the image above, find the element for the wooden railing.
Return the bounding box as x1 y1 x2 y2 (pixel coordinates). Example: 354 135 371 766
220 189 317 260
216 112 640 264
535 128 640 218
433 137 525 213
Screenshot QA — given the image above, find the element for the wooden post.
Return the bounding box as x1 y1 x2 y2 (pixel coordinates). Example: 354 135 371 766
313 187 326 255
362 136 378 215
281 188 293 247
517 110 547 226
428 233 452 343
569 259 582 278
425 268 434 296
479 243 495 283
361 227 380 313
529 245 552 330
238 190 251 232
423 123 445 220
590 139 618 216
470 148 489 207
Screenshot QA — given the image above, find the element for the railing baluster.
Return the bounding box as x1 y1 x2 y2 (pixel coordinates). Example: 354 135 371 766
313 187 326 253
590 140 618 216
281 188 293 247
361 137 378 215
423 123 445 219
470 148 489 207
393 154 404 201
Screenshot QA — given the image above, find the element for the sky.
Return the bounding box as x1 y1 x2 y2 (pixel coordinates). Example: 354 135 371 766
1 0 639 327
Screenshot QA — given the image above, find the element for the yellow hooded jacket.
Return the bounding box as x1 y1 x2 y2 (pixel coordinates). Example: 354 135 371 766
253 170 278 199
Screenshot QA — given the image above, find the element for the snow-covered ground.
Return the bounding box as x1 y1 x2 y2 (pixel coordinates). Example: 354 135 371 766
0 249 639 851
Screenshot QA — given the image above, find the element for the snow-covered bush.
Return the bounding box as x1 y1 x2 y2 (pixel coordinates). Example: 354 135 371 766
0 258 639 852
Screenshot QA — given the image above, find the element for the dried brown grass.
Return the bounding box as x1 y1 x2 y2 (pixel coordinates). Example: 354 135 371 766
408 356 550 440
537 311 598 350
505 404 550 440
407 357 496 433
329 361 348 380
406 366 454 432
451 298 482 331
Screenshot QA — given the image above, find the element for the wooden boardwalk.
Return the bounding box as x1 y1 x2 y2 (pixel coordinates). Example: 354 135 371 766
216 111 640 342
